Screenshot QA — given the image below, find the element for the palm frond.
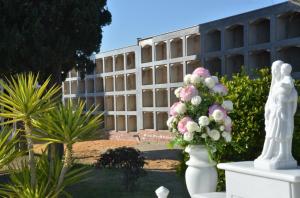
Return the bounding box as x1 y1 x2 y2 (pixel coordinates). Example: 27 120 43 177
0 127 23 172
0 153 90 198
32 100 103 145
0 73 60 124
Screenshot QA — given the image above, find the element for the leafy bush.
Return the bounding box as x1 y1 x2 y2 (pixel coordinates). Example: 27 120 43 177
213 68 272 190
95 147 146 191
0 153 90 197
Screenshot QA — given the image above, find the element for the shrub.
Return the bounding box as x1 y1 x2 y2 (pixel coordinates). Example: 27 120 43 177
95 147 147 191
213 68 271 190
0 153 90 197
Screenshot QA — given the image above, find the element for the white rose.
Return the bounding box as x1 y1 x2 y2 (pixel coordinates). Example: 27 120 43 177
224 116 232 127
211 76 219 84
166 116 175 128
186 121 200 133
212 109 225 122
184 74 192 84
175 103 186 114
208 129 221 141
174 87 182 98
183 132 194 141
198 116 210 126
190 74 202 85
204 77 216 89
222 100 233 111
222 132 232 142
196 126 202 132
191 96 202 106
201 133 208 139
219 125 225 131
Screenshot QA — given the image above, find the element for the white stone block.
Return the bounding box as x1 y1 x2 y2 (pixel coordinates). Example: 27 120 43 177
218 161 300 198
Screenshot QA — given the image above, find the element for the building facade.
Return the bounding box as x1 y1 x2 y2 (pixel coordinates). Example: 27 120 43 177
62 1 300 135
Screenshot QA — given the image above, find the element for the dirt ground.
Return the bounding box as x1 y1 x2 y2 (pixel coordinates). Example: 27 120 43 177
34 140 182 170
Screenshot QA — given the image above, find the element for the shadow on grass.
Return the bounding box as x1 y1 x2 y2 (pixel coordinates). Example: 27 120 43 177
141 149 182 161
65 167 189 198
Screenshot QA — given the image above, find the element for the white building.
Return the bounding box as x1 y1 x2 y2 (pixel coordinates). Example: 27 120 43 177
63 1 300 137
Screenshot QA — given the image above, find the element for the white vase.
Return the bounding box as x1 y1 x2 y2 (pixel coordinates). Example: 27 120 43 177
185 145 218 197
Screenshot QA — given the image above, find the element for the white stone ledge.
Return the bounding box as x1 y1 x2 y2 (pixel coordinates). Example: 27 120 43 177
218 161 300 183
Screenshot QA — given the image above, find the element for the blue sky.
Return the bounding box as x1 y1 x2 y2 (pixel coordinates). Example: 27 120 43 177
100 0 286 52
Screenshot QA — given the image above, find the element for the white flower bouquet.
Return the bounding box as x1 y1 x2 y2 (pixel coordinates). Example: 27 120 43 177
168 67 233 155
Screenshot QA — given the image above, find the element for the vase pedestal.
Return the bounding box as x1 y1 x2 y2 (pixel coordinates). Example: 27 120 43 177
185 145 217 197
218 161 300 198
191 192 226 198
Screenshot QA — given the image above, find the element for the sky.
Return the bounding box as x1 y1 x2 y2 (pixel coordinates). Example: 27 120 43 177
100 0 287 52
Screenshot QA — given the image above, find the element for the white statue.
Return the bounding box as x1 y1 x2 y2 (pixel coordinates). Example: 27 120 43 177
254 61 298 170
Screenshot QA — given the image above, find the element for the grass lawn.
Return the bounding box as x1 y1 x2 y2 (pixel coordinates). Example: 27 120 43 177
66 167 189 198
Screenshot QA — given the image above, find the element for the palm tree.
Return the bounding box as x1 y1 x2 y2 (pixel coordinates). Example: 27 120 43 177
32 100 102 190
0 73 60 187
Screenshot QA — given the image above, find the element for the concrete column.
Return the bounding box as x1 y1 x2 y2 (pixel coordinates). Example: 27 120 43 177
152 41 156 130
221 55 226 76
112 55 116 72
166 40 170 60
124 52 128 132
270 14 277 62
182 36 187 57
136 47 143 130
220 27 226 75
244 22 250 73
220 27 225 52
124 52 127 72
244 51 249 74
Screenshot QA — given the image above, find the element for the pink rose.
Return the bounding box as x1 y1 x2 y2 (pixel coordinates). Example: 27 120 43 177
177 117 193 134
180 85 198 102
212 84 228 95
192 67 210 78
224 116 232 132
208 104 227 117
170 102 180 116
225 123 232 132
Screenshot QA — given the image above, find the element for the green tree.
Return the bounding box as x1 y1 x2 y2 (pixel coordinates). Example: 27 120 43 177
0 0 111 157
0 0 111 82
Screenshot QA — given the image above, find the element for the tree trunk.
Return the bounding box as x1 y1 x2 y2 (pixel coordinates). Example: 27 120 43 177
56 144 72 191
47 68 64 162
24 119 36 188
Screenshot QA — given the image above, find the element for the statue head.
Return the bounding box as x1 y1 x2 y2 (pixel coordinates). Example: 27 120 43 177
272 60 283 81
281 63 292 77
